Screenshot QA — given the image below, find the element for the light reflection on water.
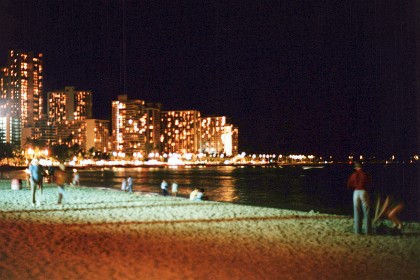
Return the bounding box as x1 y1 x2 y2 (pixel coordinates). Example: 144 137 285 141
3 163 418 221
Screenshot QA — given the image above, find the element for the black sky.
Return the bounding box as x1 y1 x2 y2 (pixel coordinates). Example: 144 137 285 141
0 0 418 160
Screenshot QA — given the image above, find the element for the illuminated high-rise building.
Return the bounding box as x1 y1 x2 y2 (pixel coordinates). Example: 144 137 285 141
200 116 239 156
52 119 110 153
47 86 92 123
45 86 93 146
0 67 10 143
160 110 201 154
200 116 227 154
86 119 111 153
145 102 162 155
112 95 147 158
56 120 86 148
0 50 43 147
222 124 239 157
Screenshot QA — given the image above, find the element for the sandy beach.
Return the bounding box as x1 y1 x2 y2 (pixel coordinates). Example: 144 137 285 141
0 180 419 280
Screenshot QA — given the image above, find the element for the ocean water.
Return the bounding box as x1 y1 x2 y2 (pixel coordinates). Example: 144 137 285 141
3 163 419 221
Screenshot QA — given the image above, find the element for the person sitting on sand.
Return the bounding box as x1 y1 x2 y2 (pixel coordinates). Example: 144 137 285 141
194 188 205 201
189 188 198 200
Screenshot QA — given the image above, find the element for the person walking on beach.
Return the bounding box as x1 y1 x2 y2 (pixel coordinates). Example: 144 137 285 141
161 180 168 196
127 176 133 193
171 181 178 197
347 162 372 234
29 158 44 207
55 163 69 205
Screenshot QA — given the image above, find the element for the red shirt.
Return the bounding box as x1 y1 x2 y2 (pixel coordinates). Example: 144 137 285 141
347 169 371 191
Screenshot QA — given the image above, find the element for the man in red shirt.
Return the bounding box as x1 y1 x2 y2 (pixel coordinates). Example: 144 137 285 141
347 162 372 234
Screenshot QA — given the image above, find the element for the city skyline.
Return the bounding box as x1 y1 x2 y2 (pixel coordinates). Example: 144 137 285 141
0 1 418 159
0 55 239 158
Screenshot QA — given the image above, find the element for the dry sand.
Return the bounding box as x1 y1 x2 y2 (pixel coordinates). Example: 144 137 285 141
0 180 419 280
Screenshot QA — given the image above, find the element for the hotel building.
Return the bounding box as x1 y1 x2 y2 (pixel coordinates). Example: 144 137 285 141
145 102 162 155
112 95 147 158
200 116 227 154
222 124 239 157
46 86 93 146
200 116 239 156
47 86 92 123
46 86 110 152
85 119 111 153
0 50 43 147
160 110 201 154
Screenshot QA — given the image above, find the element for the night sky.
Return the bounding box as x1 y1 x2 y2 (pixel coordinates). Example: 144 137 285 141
0 1 418 160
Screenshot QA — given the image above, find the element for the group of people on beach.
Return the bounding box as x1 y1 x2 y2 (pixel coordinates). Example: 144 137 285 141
120 177 205 201
161 180 205 200
346 162 404 235
26 158 80 207
121 176 133 193
189 188 205 201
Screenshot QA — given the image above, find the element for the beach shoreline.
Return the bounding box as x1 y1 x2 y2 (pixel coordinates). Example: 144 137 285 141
0 180 419 279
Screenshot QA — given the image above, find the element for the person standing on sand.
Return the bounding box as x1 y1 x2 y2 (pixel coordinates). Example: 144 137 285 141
347 162 372 234
55 163 69 205
29 158 44 207
127 176 133 193
171 181 178 197
72 169 80 186
161 180 168 196
121 178 127 191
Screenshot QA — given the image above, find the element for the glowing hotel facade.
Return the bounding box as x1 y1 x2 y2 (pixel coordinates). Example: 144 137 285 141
0 50 239 158
112 95 148 157
200 116 239 156
112 96 239 158
0 50 43 147
160 110 201 154
46 86 110 153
